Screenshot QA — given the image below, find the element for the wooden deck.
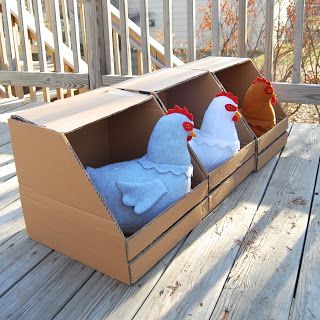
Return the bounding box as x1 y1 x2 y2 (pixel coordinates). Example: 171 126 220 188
0 98 319 320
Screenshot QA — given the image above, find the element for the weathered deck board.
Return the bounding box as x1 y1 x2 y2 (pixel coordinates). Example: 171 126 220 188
0 252 94 320
0 143 13 165
0 160 15 183
0 231 51 297
54 241 184 320
0 138 15 183
289 169 320 319
0 176 20 211
211 123 320 320
132 157 280 320
0 199 24 244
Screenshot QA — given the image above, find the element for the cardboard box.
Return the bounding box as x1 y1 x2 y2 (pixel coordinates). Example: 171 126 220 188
8 87 208 284
180 56 289 171
115 67 256 212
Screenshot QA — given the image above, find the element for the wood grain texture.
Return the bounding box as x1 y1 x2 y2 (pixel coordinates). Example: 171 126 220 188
272 82 320 104
187 0 196 62
238 0 247 57
0 71 89 89
139 0 151 73
32 0 50 101
211 0 220 56
102 0 114 74
32 0 47 72
133 158 280 319
292 0 305 83
49 0 65 99
79 0 88 62
264 0 274 81
1 0 15 71
16 0 37 100
54 242 184 320
211 123 320 320
84 0 103 89
163 0 173 67
61 0 71 47
0 199 24 245
0 160 15 183
67 0 81 73
112 30 121 74
119 0 132 75
289 170 320 319
0 231 51 296
12 24 25 99
0 252 94 320
0 176 20 211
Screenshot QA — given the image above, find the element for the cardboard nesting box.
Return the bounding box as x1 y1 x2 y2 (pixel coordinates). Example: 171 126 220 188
181 56 289 171
8 87 208 284
115 67 256 213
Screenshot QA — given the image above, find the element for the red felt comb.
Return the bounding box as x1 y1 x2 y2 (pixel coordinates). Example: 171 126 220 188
253 77 271 86
215 91 238 105
166 105 194 121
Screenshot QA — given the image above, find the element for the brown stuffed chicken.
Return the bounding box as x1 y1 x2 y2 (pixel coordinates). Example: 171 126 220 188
240 77 277 137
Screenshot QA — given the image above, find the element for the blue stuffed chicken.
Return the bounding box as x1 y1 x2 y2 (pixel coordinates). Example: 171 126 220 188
86 106 196 235
189 92 241 172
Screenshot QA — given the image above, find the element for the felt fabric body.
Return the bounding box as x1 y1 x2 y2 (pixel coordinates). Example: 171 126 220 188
189 95 240 172
240 79 276 137
86 113 194 235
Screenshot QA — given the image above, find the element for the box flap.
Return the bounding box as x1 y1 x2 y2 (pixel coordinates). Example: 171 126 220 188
11 88 153 133
180 56 251 73
114 67 210 93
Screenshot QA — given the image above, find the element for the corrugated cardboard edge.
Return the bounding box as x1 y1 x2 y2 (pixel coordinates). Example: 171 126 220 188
113 68 210 95
208 156 255 212
179 56 251 73
129 198 209 283
257 131 288 171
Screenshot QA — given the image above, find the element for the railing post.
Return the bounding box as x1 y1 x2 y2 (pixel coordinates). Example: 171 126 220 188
84 0 104 89
119 0 132 75
238 0 247 57
211 0 220 56
292 0 305 83
264 0 274 80
140 0 151 73
102 0 115 75
163 0 173 67
187 0 196 62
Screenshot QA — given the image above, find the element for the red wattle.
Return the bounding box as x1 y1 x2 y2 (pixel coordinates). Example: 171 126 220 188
271 96 277 105
232 114 240 122
187 136 192 142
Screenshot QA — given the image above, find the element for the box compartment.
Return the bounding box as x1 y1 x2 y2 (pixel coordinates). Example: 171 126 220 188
116 67 256 204
180 57 289 171
9 87 208 284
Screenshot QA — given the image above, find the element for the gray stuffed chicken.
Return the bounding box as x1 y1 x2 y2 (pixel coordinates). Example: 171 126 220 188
86 106 196 235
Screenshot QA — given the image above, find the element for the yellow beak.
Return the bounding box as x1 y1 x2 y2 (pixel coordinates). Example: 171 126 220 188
191 130 196 138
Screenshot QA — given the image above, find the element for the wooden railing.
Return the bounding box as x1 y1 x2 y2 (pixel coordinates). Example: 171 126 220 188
0 0 319 105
